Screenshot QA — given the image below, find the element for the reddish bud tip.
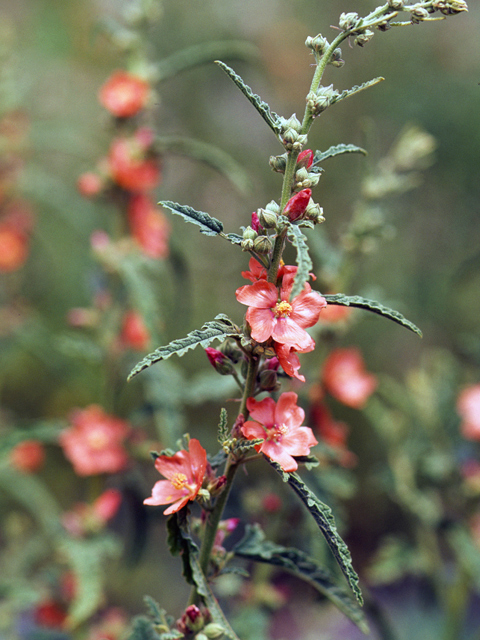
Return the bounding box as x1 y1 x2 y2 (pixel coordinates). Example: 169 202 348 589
283 188 312 222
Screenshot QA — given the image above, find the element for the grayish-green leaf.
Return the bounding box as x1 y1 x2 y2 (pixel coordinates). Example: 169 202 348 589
215 60 282 135
268 461 363 604
331 77 384 105
217 408 229 445
159 201 224 236
323 293 422 337
313 144 367 166
156 136 251 194
287 224 313 298
235 525 368 634
155 41 259 82
128 317 240 380
225 232 244 245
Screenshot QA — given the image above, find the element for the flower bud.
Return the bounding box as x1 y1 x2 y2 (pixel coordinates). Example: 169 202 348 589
257 208 278 230
297 149 314 169
282 114 302 133
354 29 374 47
253 235 272 255
203 623 226 639
221 339 243 363
329 48 345 68
388 0 404 8
259 369 280 392
181 605 205 633
305 34 329 55
251 211 262 233
243 226 257 241
284 188 312 222
269 154 287 173
339 12 359 30
305 201 325 224
205 348 236 376
306 85 339 117
410 5 429 22
434 0 468 14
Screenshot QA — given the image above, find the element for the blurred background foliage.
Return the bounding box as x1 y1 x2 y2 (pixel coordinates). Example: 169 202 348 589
1 0 480 639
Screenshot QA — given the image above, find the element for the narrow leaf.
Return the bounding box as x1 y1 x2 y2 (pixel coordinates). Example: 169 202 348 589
331 77 384 105
215 60 282 134
323 293 422 337
128 319 239 380
287 224 313 298
224 232 244 245
268 461 363 605
217 408 229 445
159 201 223 236
313 144 367 166
234 525 368 634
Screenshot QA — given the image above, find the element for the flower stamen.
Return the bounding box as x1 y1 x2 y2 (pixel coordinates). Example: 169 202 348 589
171 472 188 490
274 301 292 318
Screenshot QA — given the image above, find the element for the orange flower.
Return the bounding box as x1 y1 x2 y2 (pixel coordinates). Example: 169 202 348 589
322 348 377 409
59 405 130 476
10 440 45 473
242 392 317 472
457 384 480 440
99 70 150 118
127 193 170 258
0 223 28 271
144 439 207 515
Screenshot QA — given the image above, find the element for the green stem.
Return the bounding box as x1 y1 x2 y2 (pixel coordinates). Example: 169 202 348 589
189 356 259 605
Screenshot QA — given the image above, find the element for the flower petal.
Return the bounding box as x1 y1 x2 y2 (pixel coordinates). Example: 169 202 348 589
260 440 298 472
246 307 276 343
236 281 277 308
247 396 276 426
291 290 327 328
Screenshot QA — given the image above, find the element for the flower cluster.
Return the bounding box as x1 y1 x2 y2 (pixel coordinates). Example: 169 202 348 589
77 71 169 260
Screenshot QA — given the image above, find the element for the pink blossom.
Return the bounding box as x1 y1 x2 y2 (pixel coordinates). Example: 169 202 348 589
274 341 314 382
120 310 151 350
99 70 150 118
297 149 314 169
127 194 170 258
322 348 377 409
236 272 326 349
10 440 45 474
457 384 480 440
59 405 130 476
242 392 317 472
144 438 207 515
283 188 311 222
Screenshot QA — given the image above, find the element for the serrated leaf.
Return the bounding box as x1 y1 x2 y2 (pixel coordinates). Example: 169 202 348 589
313 144 367 166
128 319 239 380
234 525 368 634
129 616 163 640
155 136 251 194
268 461 363 605
215 60 281 135
173 511 241 640
217 408 229 445
323 293 422 337
159 201 223 236
225 232 244 245
331 77 384 105
287 224 313 298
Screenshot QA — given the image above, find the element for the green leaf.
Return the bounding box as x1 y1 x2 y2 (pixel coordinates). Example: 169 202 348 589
323 293 422 337
268 461 363 605
225 232 244 245
313 144 367 166
331 77 384 105
129 616 163 640
287 224 313 298
159 201 224 236
215 60 282 135
128 317 240 380
156 136 251 194
234 525 368 634
217 408 229 445
155 40 259 82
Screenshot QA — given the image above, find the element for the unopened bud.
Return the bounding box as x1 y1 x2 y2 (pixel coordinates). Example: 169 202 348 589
204 623 226 639
434 0 468 14
265 200 280 214
388 0 404 8
339 12 359 30
251 212 262 233
354 29 374 47
253 235 272 255
182 605 204 633
269 154 287 173
306 85 339 117
259 369 279 392
284 188 312 222
243 226 257 241
305 201 325 224
283 114 302 133
221 339 243 363
305 34 329 55
205 348 236 376
410 5 429 22
297 149 314 169
257 208 278 230
329 48 345 68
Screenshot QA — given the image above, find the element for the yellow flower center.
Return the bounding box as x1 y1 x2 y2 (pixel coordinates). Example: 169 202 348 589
171 472 188 490
274 301 292 318
86 429 109 450
266 423 289 441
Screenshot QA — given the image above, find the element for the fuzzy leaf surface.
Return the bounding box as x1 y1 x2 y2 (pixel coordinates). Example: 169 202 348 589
313 144 367 166
269 461 363 604
323 294 422 337
215 60 281 134
128 317 240 380
287 223 313 298
159 201 223 236
234 524 368 634
331 77 384 105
